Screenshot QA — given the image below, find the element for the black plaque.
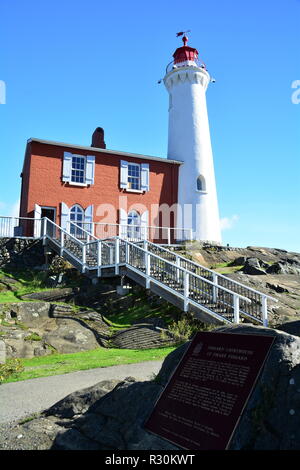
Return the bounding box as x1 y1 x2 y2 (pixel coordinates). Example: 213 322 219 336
145 331 274 450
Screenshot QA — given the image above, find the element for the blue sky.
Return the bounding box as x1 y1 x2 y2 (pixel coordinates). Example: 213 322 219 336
0 0 299 251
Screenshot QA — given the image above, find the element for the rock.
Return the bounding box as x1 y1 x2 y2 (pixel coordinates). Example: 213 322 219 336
230 256 247 267
276 321 300 337
111 324 175 349
43 318 100 354
0 302 50 326
243 258 267 275
21 288 78 302
0 340 6 364
266 282 289 293
266 262 300 276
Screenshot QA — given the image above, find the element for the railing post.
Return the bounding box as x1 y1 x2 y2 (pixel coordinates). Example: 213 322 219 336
167 228 171 245
233 294 240 323
176 255 181 283
82 244 86 273
115 238 120 275
145 252 151 289
261 295 268 327
42 218 47 245
97 240 102 277
212 273 218 303
60 230 64 256
184 271 189 312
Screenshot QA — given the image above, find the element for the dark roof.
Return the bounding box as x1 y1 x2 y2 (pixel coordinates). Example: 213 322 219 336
27 138 183 165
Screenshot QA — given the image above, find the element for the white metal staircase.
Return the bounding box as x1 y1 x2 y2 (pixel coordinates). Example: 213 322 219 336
36 217 277 327
0 215 277 326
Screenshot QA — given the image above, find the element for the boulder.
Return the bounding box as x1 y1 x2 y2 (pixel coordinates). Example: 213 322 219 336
230 256 247 267
266 262 300 276
242 258 266 275
276 320 300 337
21 288 78 302
0 340 5 364
43 318 100 354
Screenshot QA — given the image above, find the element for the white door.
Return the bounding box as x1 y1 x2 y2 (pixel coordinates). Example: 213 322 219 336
34 204 42 238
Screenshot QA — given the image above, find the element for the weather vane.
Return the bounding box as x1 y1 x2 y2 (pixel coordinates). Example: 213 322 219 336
176 30 191 46
176 30 191 37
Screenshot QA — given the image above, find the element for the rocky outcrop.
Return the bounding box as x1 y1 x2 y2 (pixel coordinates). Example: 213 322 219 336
0 302 110 358
111 321 175 349
1 324 300 450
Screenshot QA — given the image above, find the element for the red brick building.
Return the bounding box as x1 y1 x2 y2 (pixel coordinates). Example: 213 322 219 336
19 128 182 242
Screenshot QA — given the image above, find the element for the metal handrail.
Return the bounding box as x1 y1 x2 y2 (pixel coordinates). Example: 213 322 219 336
43 218 85 246
144 239 278 302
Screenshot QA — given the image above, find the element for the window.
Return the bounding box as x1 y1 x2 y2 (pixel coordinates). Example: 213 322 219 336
71 156 85 183
127 210 141 239
197 175 206 192
120 160 149 191
62 153 95 185
128 163 141 190
70 204 84 238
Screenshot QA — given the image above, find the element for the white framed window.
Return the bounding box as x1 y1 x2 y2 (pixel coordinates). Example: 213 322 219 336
62 152 95 186
120 160 149 192
71 156 85 183
128 163 141 190
70 204 84 238
127 210 141 239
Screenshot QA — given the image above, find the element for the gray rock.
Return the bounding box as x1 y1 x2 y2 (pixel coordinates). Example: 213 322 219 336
43 318 100 354
0 340 5 364
243 258 267 275
230 256 247 267
276 321 300 337
266 282 289 293
266 262 300 276
21 288 78 302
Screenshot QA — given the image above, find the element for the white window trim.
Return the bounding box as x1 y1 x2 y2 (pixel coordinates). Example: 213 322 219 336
125 188 144 193
70 154 86 185
67 181 88 187
127 162 141 191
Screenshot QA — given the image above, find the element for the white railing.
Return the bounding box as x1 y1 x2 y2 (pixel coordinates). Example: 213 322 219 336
0 216 42 238
141 240 278 324
78 221 193 244
41 220 272 326
1 215 277 326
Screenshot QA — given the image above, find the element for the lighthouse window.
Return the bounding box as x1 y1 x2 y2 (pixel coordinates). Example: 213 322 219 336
128 163 141 190
197 175 206 192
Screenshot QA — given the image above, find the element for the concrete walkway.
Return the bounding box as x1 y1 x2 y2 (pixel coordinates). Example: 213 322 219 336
0 360 163 424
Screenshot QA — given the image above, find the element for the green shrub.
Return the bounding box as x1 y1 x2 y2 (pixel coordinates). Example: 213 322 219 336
0 358 24 383
24 333 42 342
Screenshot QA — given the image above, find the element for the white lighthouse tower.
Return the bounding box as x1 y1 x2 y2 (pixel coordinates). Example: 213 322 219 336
164 34 221 244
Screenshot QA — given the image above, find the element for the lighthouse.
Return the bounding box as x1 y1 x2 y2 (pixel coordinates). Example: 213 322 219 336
164 34 222 244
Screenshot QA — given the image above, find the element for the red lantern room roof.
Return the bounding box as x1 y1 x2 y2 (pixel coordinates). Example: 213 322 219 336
173 35 198 64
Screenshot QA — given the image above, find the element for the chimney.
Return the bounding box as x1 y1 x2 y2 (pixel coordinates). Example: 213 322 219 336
91 127 106 149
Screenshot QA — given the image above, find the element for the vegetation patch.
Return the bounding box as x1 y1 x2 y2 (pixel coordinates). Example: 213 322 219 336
24 333 42 342
1 345 177 383
0 358 24 383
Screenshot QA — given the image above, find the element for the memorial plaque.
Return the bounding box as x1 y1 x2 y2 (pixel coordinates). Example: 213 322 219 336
145 331 274 450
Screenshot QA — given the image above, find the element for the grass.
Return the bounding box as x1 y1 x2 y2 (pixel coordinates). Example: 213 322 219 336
209 262 244 275
0 268 54 303
1 345 177 383
104 301 180 332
